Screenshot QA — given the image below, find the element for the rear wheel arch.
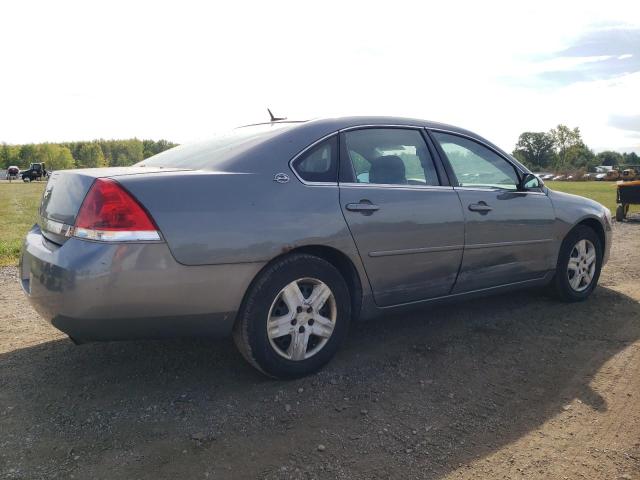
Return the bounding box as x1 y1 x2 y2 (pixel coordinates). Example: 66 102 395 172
291 245 363 321
233 249 354 378
238 245 363 325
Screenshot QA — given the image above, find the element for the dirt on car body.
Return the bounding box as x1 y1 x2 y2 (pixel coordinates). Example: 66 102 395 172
1 221 639 479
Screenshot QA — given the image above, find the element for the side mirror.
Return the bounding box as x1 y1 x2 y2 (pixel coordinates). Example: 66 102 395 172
519 173 543 191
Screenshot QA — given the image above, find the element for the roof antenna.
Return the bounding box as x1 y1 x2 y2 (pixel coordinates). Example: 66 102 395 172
268 108 286 122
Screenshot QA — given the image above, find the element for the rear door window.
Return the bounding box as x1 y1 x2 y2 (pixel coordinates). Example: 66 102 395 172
342 128 439 186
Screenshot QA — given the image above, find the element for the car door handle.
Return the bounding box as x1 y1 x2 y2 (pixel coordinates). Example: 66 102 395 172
346 202 380 213
468 202 492 213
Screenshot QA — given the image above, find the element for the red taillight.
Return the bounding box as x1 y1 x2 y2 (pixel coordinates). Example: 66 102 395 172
73 178 161 241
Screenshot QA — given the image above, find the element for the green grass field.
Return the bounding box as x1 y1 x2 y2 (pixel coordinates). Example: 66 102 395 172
545 180 629 213
0 179 631 266
0 181 45 266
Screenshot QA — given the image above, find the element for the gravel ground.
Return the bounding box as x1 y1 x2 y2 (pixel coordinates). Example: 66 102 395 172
1 221 639 479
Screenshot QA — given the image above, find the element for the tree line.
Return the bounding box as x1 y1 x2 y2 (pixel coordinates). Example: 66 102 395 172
512 125 638 173
3 128 637 174
0 139 177 171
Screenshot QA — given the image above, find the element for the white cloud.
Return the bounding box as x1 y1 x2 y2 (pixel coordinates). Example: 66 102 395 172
0 0 638 153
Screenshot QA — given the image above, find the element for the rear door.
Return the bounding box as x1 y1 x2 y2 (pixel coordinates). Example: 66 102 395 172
430 130 556 293
338 127 465 307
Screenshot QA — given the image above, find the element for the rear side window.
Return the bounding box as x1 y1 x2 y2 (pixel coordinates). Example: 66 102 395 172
291 136 338 183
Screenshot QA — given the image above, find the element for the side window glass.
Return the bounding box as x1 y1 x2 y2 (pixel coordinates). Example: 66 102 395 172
292 136 338 183
432 132 519 190
343 129 439 186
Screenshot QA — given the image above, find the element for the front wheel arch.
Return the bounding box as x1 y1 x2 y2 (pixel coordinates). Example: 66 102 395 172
551 223 603 302
576 217 606 256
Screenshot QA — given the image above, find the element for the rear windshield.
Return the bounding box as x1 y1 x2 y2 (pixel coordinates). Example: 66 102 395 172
135 123 296 170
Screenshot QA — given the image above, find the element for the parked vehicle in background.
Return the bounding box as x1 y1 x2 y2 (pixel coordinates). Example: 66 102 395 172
596 170 620 181
606 170 620 181
20 116 613 378
615 180 640 221
6 166 20 181
553 175 566 181
582 173 593 180
534 172 552 181
622 168 638 181
21 163 47 182
541 174 555 181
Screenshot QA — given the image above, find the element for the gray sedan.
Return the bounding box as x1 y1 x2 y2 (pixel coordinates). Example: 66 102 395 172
20 116 612 378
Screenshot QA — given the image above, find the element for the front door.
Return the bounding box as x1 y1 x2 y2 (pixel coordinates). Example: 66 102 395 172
339 127 465 307
430 131 556 293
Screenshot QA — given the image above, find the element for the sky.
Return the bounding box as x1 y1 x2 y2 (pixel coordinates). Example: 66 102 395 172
1 0 639 154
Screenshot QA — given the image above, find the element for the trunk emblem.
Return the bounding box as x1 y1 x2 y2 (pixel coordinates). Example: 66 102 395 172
273 173 290 184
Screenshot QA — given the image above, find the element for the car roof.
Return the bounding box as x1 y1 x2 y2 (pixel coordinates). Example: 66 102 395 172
139 116 523 173
241 116 475 136
256 115 515 163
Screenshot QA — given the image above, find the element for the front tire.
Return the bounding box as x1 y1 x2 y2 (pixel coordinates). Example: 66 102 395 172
233 253 351 379
551 225 602 302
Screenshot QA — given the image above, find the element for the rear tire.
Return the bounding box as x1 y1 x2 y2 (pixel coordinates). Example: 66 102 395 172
616 204 625 222
233 253 351 379
551 225 602 302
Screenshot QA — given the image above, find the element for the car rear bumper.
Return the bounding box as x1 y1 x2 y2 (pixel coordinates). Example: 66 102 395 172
20 225 264 342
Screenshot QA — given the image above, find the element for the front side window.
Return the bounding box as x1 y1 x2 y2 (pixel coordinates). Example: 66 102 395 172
343 128 439 186
432 132 519 190
291 136 338 183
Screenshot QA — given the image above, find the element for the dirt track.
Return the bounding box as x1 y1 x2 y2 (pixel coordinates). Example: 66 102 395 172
1 221 639 480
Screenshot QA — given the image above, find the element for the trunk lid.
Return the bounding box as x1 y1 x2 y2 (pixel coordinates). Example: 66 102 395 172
39 167 187 244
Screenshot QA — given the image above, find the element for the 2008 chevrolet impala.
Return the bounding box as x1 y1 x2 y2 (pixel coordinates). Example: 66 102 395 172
20 117 612 378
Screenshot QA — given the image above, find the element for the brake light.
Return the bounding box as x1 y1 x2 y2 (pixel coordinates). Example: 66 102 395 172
73 178 161 241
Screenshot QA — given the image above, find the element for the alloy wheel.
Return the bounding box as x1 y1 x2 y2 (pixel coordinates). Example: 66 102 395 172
267 277 337 361
567 239 597 292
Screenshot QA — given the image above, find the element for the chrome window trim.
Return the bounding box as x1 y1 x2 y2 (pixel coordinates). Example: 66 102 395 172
339 182 454 191
288 132 339 187
289 125 430 186
454 186 547 196
339 124 425 132
289 124 531 190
